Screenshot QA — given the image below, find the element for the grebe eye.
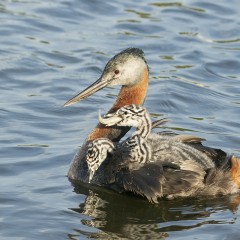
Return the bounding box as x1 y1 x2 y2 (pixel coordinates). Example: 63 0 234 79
114 69 119 74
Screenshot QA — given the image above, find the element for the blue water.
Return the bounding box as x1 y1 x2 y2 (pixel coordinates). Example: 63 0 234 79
0 0 240 239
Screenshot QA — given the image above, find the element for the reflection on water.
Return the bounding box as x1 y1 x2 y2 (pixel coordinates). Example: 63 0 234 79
70 181 240 239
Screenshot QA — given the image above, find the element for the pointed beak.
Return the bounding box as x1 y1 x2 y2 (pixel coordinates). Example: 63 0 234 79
88 170 94 183
98 111 122 126
64 77 110 107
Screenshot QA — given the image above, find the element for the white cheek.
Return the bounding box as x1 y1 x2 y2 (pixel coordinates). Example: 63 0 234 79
108 58 147 86
125 59 146 83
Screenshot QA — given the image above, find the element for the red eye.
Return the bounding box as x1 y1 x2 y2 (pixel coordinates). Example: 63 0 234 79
114 69 119 74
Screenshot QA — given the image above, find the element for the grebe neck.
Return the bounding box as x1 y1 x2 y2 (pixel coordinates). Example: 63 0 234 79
87 67 149 141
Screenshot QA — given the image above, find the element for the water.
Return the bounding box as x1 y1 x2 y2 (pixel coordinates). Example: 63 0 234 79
0 0 240 239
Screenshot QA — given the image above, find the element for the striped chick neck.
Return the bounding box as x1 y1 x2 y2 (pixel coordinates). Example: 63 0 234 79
116 104 152 139
86 138 115 183
122 134 152 166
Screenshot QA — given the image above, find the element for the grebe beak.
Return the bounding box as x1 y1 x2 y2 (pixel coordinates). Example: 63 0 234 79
98 111 122 126
64 77 111 107
88 171 94 183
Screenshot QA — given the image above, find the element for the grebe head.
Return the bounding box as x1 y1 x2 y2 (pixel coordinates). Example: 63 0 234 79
98 104 152 138
99 104 150 127
64 48 148 107
86 138 115 183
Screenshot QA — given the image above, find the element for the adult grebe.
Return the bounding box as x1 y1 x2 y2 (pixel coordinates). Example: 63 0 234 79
64 48 240 200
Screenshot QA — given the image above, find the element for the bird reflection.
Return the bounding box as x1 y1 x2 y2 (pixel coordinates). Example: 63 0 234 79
69 181 240 239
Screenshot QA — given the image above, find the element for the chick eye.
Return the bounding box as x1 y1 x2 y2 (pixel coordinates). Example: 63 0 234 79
114 69 120 74
88 149 93 156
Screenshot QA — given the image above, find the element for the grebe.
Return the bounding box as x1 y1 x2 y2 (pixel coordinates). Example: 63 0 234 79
99 104 154 165
64 48 240 201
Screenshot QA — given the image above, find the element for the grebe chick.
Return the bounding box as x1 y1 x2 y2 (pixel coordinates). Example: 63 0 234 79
87 105 165 182
86 138 115 183
99 104 159 166
99 104 152 138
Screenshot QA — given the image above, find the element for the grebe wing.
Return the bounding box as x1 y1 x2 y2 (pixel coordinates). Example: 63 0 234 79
150 132 230 169
154 132 205 144
113 160 206 202
114 162 165 203
171 133 230 169
172 135 205 143
161 167 205 198
185 142 230 168
151 119 169 129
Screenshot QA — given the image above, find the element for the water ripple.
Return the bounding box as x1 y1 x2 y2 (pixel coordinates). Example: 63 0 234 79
0 0 240 239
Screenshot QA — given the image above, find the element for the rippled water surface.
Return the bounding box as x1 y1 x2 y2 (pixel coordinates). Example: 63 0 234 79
1 0 240 239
